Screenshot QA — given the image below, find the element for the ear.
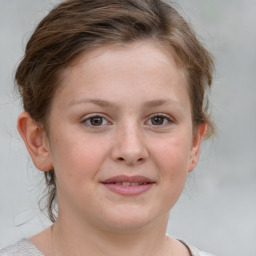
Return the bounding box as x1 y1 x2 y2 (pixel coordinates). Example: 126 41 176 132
17 112 53 172
188 123 207 172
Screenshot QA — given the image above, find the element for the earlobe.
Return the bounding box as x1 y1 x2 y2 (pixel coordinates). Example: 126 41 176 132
188 123 207 172
17 112 53 172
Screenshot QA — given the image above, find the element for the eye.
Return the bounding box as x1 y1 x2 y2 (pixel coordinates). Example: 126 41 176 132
151 116 166 125
82 114 109 127
146 114 172 126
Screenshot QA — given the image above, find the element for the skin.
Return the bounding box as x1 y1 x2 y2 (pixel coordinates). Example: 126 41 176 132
18 40 206 256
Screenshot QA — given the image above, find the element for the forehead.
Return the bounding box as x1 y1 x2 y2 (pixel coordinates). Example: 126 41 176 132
55 40 190 109
67 40 184 70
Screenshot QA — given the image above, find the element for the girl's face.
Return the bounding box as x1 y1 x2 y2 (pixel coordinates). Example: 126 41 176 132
43 41 205 230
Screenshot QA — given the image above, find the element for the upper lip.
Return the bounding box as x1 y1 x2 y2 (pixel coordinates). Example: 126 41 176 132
101 175 155 184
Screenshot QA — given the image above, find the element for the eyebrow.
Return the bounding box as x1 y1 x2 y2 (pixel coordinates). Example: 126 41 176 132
69 98 115 108
143 99 176 108
69 98 184 109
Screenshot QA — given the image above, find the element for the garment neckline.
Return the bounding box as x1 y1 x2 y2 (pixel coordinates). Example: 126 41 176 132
23 238 45 255
23 238 198 256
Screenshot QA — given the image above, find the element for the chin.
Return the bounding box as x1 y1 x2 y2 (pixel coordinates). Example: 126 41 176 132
100 205 165 232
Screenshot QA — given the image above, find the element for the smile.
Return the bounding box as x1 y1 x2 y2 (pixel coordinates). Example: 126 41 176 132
107 182 149 186
101 175 155 196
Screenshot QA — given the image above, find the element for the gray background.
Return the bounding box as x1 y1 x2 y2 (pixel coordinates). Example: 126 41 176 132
0 1 255 255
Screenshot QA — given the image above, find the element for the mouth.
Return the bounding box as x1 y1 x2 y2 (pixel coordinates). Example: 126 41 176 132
101 175 155 196
104 181 151 186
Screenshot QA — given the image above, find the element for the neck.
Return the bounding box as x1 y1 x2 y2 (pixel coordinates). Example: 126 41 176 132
52 212 172 256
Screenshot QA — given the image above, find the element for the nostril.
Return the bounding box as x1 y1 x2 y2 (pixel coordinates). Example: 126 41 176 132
117 157 144 163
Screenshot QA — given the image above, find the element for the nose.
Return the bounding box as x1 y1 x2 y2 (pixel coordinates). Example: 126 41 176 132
110 123 149 166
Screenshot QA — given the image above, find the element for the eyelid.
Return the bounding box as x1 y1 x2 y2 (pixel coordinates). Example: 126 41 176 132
81 113 112 127
145 113 174 126
80 112 174 127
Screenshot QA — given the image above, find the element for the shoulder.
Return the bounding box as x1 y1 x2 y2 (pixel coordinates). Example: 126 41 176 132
188 245 216 256
179 240 216 256
0 239 44 256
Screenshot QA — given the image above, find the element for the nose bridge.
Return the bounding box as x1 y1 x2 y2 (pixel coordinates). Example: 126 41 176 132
111 120 148 165
122 121 143 150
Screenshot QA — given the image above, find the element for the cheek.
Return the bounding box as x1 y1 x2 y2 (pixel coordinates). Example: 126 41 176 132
151 136 192 208
49 131 108 184
151 134 192 175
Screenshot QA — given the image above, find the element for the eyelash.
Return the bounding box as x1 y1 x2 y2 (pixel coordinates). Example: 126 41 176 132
145 113 173 127
81 113 174 128
81 114 110 127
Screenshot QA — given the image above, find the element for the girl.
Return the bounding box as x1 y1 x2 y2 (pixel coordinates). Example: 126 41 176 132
0 0 215 255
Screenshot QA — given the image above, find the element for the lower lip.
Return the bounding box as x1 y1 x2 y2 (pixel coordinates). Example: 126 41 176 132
102 183 154 196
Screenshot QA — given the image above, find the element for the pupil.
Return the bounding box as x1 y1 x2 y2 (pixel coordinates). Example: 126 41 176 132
90 117 102 126
152 117 163 125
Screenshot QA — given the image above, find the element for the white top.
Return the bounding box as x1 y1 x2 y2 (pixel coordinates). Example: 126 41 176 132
0 239 215 256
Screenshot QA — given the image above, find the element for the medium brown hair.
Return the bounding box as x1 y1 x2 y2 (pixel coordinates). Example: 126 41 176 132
16 0 215 222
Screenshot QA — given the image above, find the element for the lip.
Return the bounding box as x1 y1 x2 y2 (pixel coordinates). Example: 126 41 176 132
101 175 155 196
102 175 155 184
